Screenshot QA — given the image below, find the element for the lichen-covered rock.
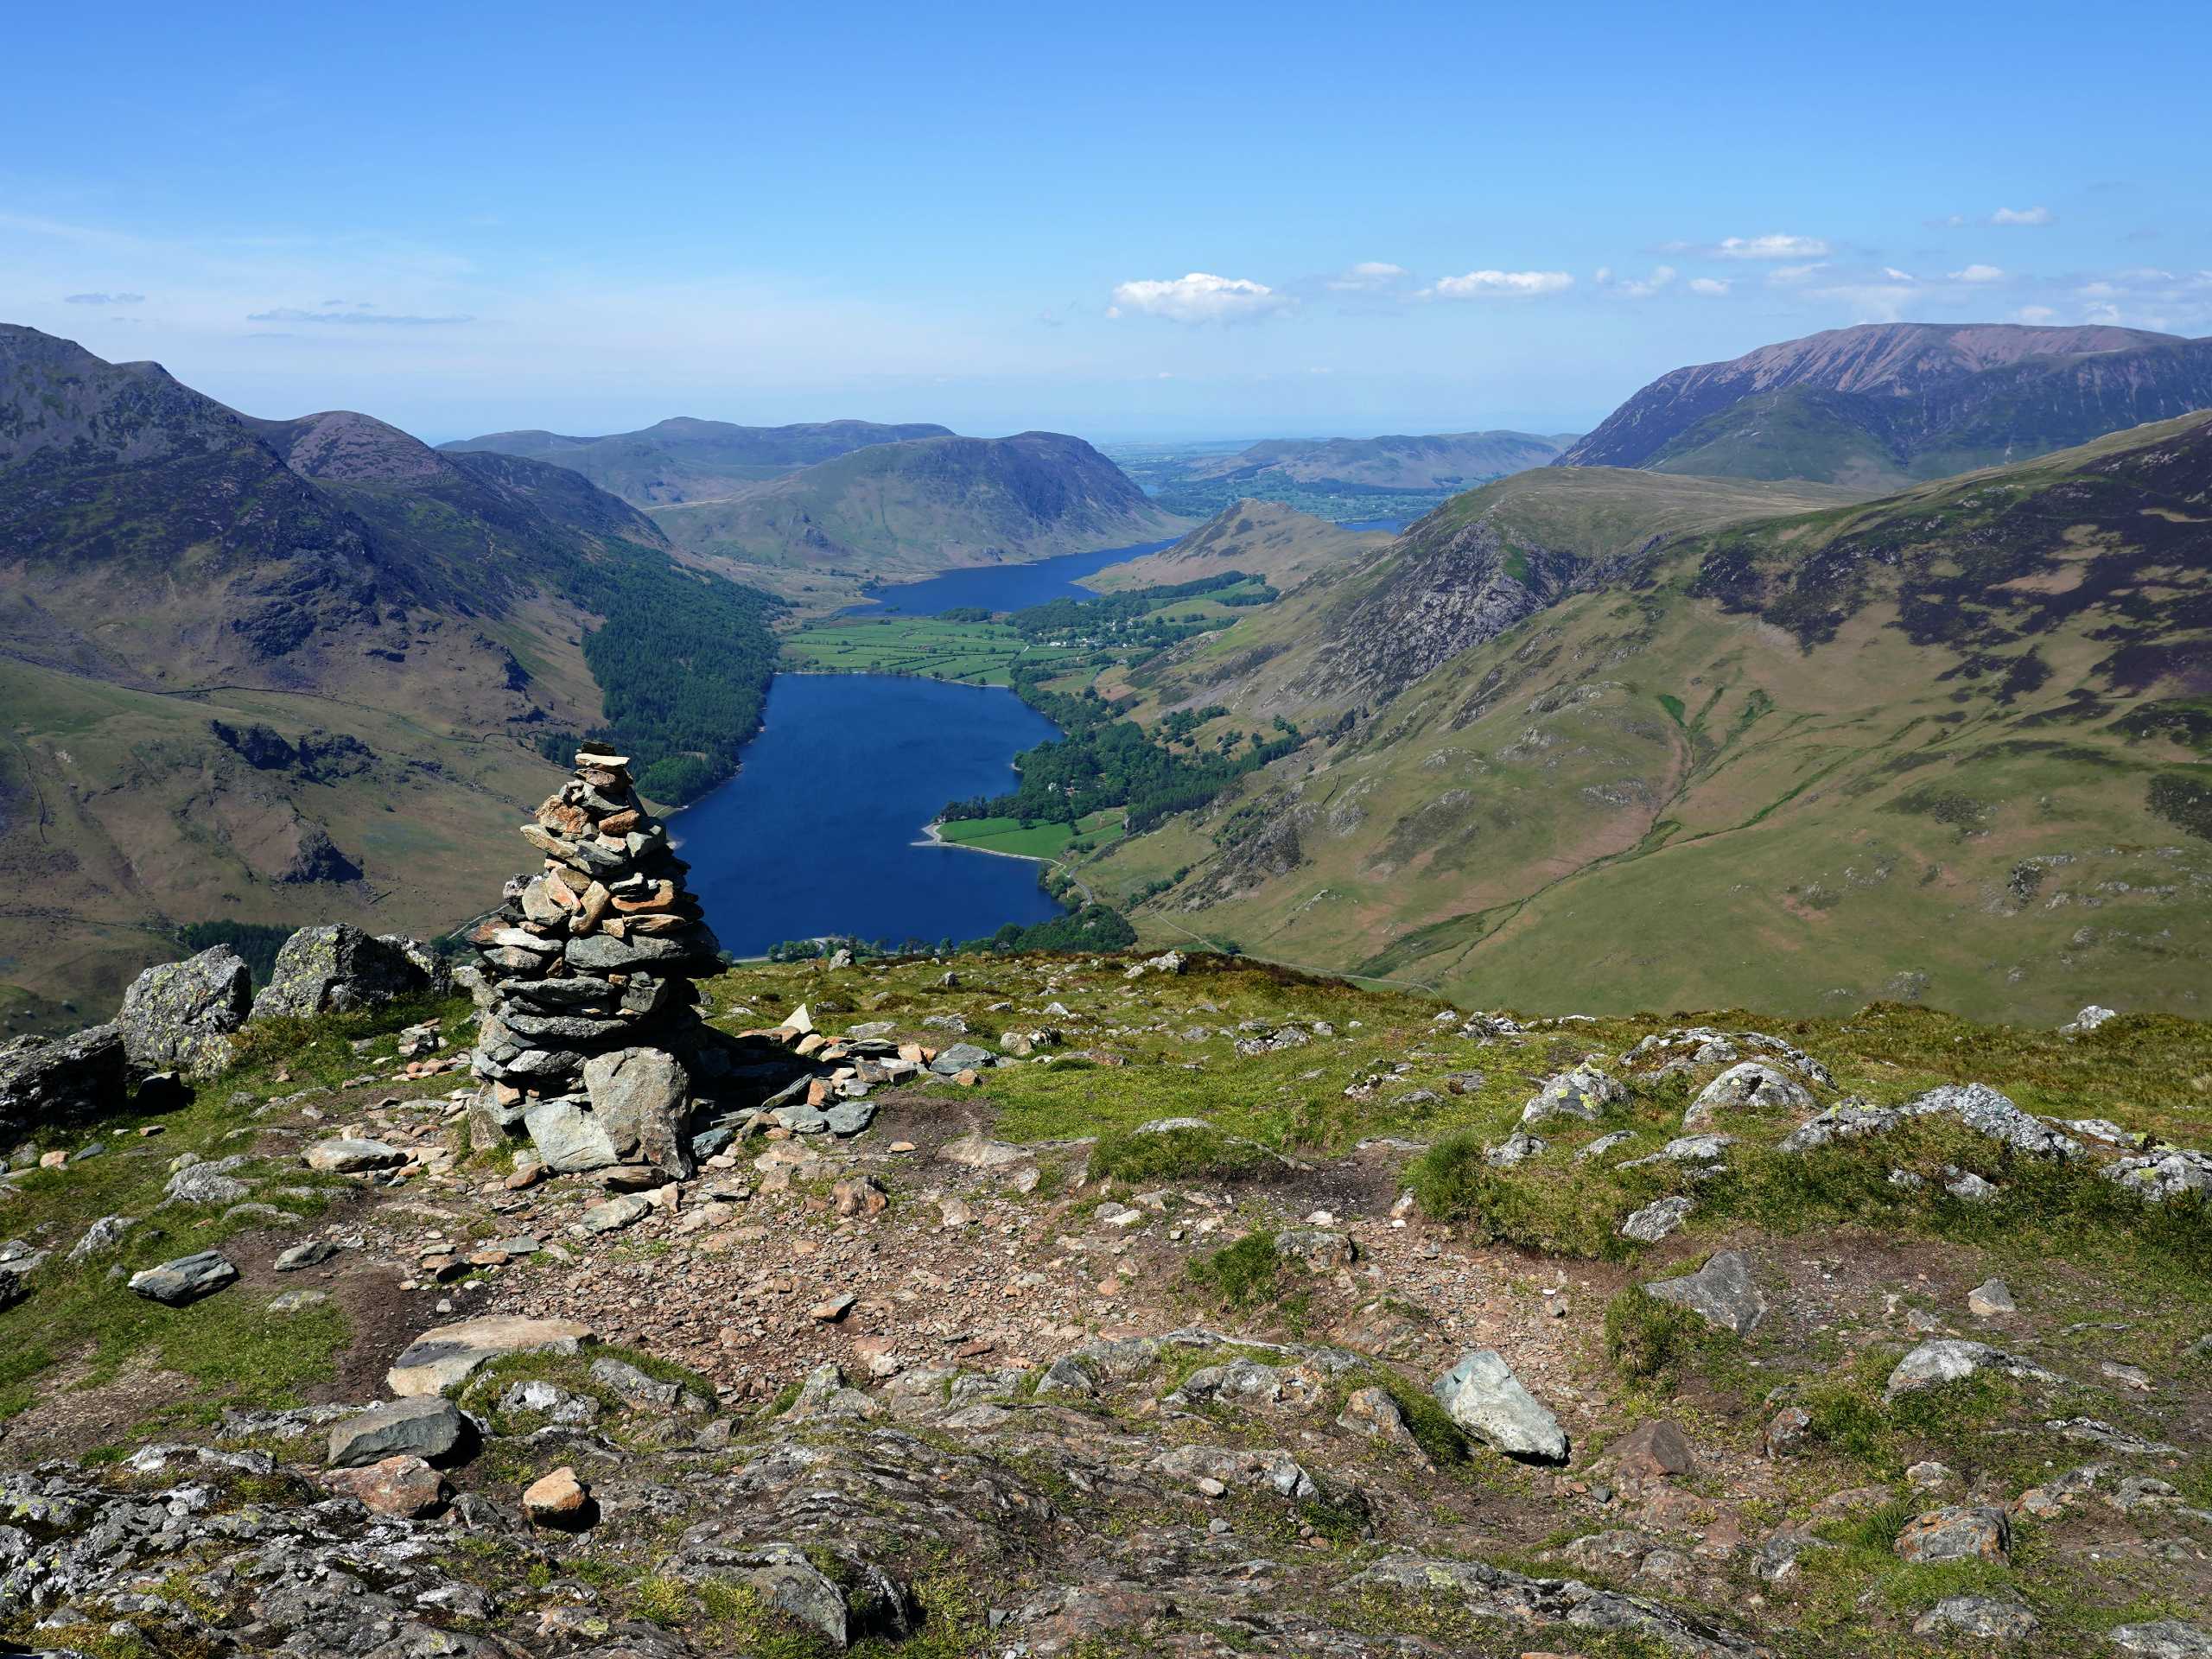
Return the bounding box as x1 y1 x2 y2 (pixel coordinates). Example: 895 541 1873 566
1915 1594 2040 1642
1782 1081 2082 1160
1350 1554 1757 1656
1522 1063 1625 1127
116 946 251 1077
0 1021 125 1137
1621 1193 1694 1243
249 924 439 1021
2104 1147 2212 1203
327 1398 467 1468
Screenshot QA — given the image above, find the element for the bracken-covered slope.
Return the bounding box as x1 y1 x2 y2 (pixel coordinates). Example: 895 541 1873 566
650 429 1194 578
1557 321 2212 488
438 415 953 505
0 326 759 1027
1089 416 2212 1022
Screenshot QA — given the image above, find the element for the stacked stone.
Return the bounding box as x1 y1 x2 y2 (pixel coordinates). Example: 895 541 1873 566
466 751 721 1182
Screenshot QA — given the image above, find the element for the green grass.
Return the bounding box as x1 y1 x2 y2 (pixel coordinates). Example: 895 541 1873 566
780 615 1086 686
936 810 1124 861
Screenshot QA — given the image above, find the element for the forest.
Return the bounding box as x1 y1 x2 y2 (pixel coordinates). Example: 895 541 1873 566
552 543 784 804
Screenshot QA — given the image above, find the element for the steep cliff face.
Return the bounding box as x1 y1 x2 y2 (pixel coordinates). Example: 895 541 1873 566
1558 321 2212 485
1294 512 1592 705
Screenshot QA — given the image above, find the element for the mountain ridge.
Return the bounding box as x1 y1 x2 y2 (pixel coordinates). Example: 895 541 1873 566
440 416 955 505
1557 321 2212 486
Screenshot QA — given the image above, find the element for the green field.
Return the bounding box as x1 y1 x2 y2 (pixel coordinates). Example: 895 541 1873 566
936 809 1124 861
779 615 1088 684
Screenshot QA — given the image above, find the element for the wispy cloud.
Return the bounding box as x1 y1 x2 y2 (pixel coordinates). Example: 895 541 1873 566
1421 269 1573 299
1596 264 1675 299
64 291 144 305
1325 261 1408 292
1948 264 2007 284
1714 233 1833 260
2014 305 2058 323
245 306 475 325
1989 206 2055 226
1107 272 1289 322
1687 276 1731 296
1765 263 1828 285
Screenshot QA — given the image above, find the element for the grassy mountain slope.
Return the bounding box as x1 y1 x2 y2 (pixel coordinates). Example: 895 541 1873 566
650 430 1193 579
1081 499 1394 592
438 416 952 505
1083 417 2212 1021
1559 321 2212 487
0 326 775 1028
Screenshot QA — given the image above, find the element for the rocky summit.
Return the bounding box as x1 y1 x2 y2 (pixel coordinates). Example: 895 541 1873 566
0 920 2208 1658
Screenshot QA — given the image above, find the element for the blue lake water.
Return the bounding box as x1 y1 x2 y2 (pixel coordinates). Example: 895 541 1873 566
674 673 1066 956
844 537 1180 616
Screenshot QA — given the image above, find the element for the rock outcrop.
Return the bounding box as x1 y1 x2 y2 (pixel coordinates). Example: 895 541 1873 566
116 945 252 1077
249 924 446 1020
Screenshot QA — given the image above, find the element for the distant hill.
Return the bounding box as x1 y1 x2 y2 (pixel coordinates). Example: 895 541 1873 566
0 325 777 1027
1084 415 2212 1020
1557 321 2212 486
441 416 954 505
650 430 1194 578
1082 499 1394 594
1185 430 1576 490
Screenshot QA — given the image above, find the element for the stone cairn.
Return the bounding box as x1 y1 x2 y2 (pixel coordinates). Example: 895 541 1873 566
465 751 722 1183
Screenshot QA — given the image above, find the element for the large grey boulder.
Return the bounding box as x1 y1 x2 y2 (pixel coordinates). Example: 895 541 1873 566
582 1046 693 1178
1781 1082 2082 1160
128 1251 238 1306
0 1022 126 1137
249 925 439 1021
117 946 252 1077
1433 1349 1569 1464
327 1397 467 1468
1915 1595 2039 1642
1644 1250 1766 1336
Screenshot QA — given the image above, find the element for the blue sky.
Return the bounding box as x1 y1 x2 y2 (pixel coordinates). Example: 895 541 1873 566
3 0 2206 442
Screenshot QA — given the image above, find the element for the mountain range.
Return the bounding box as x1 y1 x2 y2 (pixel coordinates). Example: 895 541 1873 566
1090 412 2212 1020
0 326 776 1027
440 416 952 505
1556 321 2212 488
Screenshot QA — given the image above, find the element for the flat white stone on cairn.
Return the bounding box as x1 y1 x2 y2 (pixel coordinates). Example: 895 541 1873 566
464 751 721 1181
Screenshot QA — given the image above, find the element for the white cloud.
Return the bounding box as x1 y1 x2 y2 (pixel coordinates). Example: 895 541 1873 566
1421 269 1574 299
1325 261 1408 291
65 290 144 305
1766 263 1828 285
1882 267 1916 283
1949 264 2006 283
1688 276 1731 296
1715 233 1833 260
1990 206 2054 226
2085 302 2123 324
1107 271 1288 322
2014 305 2057 323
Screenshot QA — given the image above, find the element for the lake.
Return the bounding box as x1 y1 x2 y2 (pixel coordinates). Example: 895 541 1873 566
674 672 1066 957
844 537 1181 616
